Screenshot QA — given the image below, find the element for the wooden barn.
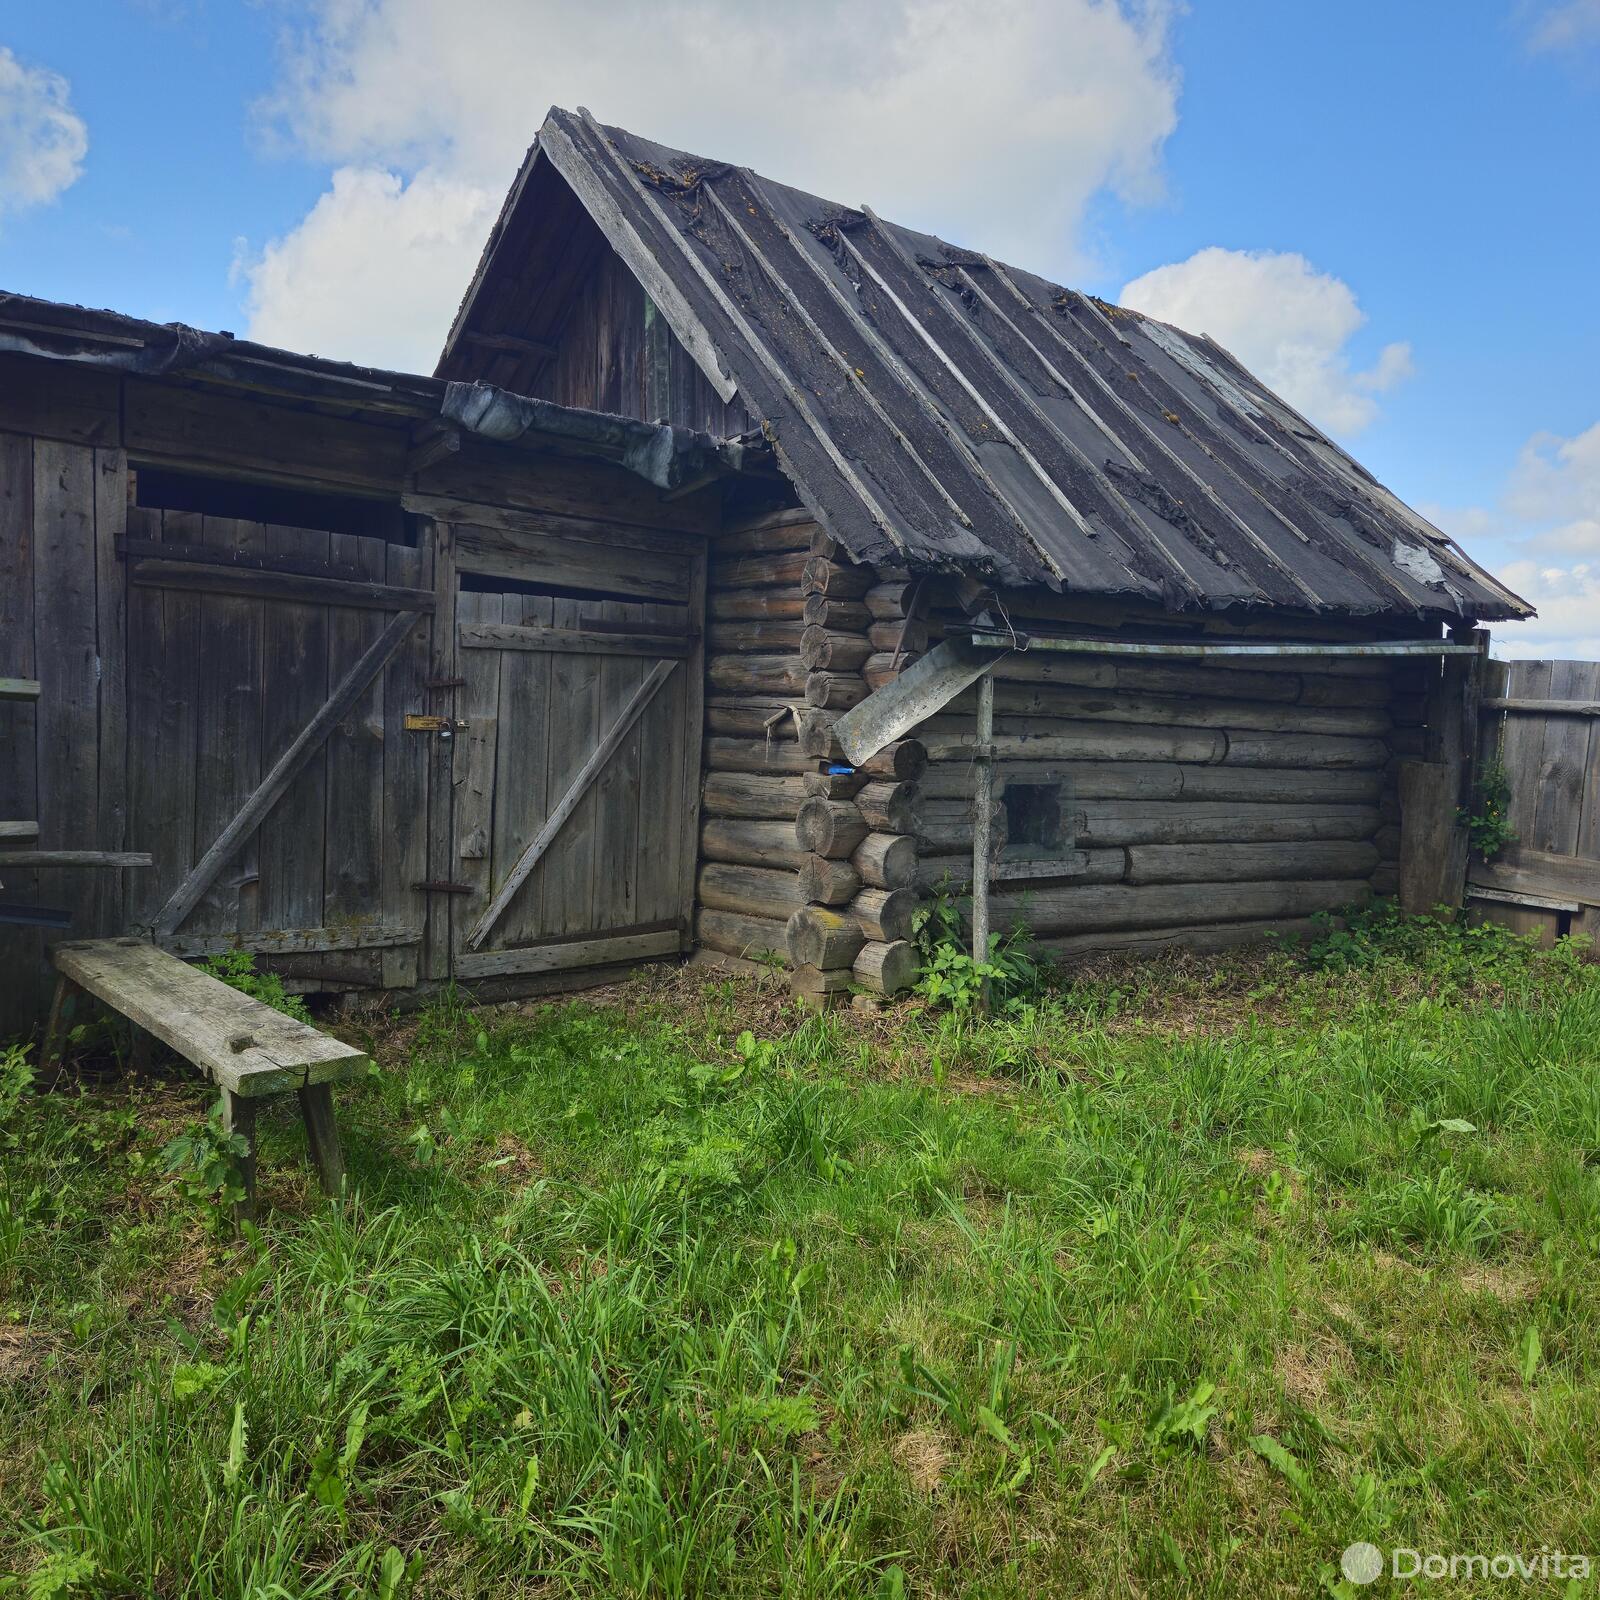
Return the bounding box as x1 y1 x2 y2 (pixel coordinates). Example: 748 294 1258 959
0 106 1532 1029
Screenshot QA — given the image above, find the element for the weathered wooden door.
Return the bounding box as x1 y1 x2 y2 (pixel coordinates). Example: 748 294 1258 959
440 515 703 983
124 504 433 990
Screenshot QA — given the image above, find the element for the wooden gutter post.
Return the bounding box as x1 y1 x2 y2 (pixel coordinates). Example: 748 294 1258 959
972 669 995 1010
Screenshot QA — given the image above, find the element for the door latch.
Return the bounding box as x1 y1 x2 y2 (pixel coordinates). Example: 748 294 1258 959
404 713 469 740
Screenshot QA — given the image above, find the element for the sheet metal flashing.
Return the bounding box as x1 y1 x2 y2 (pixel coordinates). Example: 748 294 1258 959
452 108 1532 626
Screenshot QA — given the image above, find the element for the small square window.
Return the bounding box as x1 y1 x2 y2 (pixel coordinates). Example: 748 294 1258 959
1001 782 1066 857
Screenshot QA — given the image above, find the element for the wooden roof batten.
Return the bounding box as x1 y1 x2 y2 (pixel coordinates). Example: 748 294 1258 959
446 106 1534 627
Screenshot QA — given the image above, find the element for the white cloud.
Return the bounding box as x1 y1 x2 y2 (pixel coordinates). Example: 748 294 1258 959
1421 418 1600 660
238 166 500 371
241 0 1180 368
1119 246 1412 438
0 47 88 217
1522 0 1600 53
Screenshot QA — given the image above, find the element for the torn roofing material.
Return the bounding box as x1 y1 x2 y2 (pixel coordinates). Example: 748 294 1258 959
0 292 749 494
446 106 1530 624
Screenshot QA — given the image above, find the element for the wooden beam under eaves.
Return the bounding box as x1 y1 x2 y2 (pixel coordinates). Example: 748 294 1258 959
462 329 559 362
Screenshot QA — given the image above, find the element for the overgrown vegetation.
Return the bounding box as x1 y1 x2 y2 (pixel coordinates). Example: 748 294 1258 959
3 922 1599 1596
1463 753 1518 861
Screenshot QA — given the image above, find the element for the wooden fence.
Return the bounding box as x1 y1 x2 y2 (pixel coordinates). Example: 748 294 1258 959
1467 659 1600 946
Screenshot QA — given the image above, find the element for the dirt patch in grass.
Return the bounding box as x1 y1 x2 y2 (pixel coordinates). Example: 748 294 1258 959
1460 1260 1536 1303
1275 1334 1350 1411
894 1428 951 1495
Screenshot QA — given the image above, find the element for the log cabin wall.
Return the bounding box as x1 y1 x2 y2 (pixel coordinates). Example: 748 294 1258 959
858 576 1416 969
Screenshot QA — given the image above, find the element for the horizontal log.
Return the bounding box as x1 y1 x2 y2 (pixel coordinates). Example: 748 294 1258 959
697 908 790 965
939 679 1390 736
707 619 807 654
868 618 930 654
799 854 861 905
705 737 812 775
989 878 1370 937
712 512 816 556
1042 917 1326 962
865 580 919 620
923 720 1227 765
702 771 808 820
852 831 919 890
710 550 809 590
864 653 908 691
801 627 875 672
132 557 434 613
0 850 153 868
859 739 927 782
790 963 854 1000
801 556 875 599
804 768 869 800
704 698 800 740
856 780 920 833
701 819 806 869
459 621 692 657
805 671 869 710
796 709 843 759
917 847 1126 894
1374 823 1402 859
918 799 1005 853
1468 846 1600 908
787 905 867 969
698 862 803 920
921 759 1182 802
1124 840 1380 886
802 595 872 630
1371 864 1399 897
849 886 918 943
1483 696 1600 717
796 797 869 858
1076 801 1379 849
1224 732 1387 769
1177 765 1383 804
708 654 809 697
853 939 919 995
710 589 806 622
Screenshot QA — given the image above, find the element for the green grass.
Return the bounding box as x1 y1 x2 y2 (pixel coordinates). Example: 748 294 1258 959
4 920 1600 1597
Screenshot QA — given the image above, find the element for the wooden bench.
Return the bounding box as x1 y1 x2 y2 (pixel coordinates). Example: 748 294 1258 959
45 937 370 1216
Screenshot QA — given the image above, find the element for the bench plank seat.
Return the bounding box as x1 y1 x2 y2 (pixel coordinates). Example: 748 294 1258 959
52 937 369 1098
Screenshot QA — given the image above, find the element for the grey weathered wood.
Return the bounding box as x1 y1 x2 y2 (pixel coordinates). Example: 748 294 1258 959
852 831 919 889
711 587 807 622
702 771 808 820
296 1084 345 1196
848 886 917 942
52 938 368 1096
454 926 681 979
1466 884 1581 914
257 523 331 941
423 521 457 978
459 620 691 657
93 450 128 939
1485 697 1600 716
454 522 690 603
464 658 679 949
452 589 503 941
1074 801 1379 849
804 671 870 710
786 904 867 969
795 798 869 858
0 822 40 841
701 819 805 869
696 907 789 964
853 939 918 995
708 653 810 697
492 593 555 949
1399 761 1459 916
856 780 920 833
1124 840 1379 886
799 853 861 904
132 556 435 612
380 537 430 988
697 861 803 920
0 851 152 867
593 598 647 933
33 439 100 953
983 877 1370 937
1469 846 1600 908
0 677 41 701
705 738 812 775
165 923 420 958
192 516 266 938
152 608 421 937
832 637 1013 766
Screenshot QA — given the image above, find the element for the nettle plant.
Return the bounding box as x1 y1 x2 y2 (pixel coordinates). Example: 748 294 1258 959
911 890 1046 1012
1463 755 1517 861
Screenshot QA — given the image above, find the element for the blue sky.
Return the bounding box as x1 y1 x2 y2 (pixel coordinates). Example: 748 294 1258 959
3 1 1597 655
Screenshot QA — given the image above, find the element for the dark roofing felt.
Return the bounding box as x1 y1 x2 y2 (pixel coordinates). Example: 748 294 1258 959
453 107 1529 622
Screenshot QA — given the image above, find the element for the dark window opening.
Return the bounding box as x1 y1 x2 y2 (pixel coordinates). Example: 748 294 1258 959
135 467 413 544
1002 782 1066 857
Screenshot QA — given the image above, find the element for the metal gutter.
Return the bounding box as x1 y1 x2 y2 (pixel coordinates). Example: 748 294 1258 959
966 634 1482 658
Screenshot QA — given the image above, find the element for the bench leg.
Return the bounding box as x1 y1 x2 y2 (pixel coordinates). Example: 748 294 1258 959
297 1084 345 1198
221 1090 258 1225
40 975 77 1075
129 1024 153 1079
